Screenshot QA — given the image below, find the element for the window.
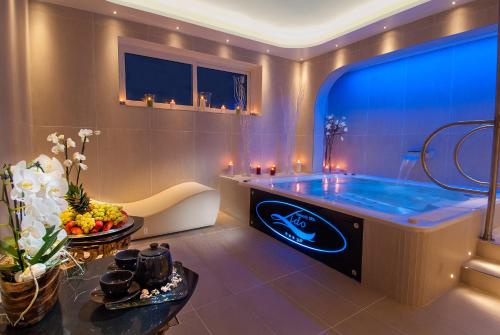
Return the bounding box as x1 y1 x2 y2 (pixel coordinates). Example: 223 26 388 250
118 37 262 114
124 53 193 105
197 67 247 110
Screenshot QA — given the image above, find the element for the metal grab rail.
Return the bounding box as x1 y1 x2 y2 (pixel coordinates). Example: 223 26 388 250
421 120 494 196
454 124 496 187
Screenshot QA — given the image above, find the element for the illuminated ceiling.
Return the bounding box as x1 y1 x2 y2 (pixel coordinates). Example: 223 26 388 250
41 0 471 60
106 0 430 48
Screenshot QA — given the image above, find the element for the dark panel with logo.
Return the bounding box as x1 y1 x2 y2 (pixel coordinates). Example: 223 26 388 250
250 188 363 282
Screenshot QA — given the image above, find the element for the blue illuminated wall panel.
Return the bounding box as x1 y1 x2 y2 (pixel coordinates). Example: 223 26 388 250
325 35 497 185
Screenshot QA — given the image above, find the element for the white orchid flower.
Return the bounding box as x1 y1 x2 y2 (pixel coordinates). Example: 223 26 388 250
15 263 47 283
46 133 60 144
18 232 44 257
73 152 86 161
79 163 88 171
66 138 76 148
78 129 93 141
10 164 41 201
51 143 65 155
35 155 64 176
20 215 46 238
63 159 73 167
45 177 69 200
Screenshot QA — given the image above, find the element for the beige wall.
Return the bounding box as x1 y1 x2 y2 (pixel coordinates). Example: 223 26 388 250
27 1 301 203
300 0 498 173
0 0 33 165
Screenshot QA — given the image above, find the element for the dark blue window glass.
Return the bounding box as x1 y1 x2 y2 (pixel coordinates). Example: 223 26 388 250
125 53 193 105
197 67 247 109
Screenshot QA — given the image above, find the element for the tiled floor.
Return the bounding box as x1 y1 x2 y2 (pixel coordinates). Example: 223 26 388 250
131 212 500 335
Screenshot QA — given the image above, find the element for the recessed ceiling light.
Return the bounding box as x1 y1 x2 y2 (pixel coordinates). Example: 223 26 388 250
225 39 230 43
113 10 117 14
452 1 456 4
175 26 180 30
335 44 339 48
266 49 270 53
383 26 387 30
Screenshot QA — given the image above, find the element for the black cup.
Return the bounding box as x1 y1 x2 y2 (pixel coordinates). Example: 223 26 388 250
99 270 134 298
115 249 139 271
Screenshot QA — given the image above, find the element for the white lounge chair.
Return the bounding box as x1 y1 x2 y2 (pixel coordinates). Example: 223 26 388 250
117 182 220 240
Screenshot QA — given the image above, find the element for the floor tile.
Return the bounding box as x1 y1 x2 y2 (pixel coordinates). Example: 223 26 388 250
197 295 275 335
334 311 404 335
238 284 329 335
366 297 469 335
302 263 384 307
271 272 361 327
187 262 234 308
167 311 211 335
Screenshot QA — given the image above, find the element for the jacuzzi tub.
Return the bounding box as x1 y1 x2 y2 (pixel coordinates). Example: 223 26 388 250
220 173 498 306
247 173 488 230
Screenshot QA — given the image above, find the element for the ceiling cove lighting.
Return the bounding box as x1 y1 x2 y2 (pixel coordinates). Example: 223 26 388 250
105 0 430 48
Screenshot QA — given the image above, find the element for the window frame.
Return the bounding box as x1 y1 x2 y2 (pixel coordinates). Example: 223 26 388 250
118 37 261 115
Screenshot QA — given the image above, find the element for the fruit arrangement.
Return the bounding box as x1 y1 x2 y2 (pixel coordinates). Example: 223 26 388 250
61 201 128 235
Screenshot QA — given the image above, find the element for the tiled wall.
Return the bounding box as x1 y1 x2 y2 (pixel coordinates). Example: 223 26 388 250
27 1 301 202
301 0 498 185
325 34 497 186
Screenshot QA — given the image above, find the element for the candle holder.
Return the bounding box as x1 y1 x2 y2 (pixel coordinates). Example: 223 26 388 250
256 165 261 175
169 99 176 109
270 165 276 176
227 161 234 177
144 94 155 107
221 105 226 112
198 92 212 111
296 160 302 173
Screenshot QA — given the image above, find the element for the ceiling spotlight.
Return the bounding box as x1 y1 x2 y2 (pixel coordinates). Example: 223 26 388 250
383 26 387 30
452 1 456 4
113 10 117 14
175 26 180 30
266 49 270 53
225 39 230 43
335 44 339 48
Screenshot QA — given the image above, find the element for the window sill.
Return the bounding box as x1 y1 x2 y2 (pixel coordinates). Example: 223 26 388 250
120 100 259 116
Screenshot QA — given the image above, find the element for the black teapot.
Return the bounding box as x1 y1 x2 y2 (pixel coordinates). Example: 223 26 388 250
135 243 173 289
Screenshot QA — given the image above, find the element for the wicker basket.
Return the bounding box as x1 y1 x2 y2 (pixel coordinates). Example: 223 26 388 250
0 266 60 327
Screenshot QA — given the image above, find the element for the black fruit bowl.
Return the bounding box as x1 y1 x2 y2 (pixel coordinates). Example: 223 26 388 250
115 249 139 271
99 270 134 298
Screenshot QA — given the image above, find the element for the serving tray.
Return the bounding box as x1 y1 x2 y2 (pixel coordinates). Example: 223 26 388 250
103 262 189 310
67 217 135 239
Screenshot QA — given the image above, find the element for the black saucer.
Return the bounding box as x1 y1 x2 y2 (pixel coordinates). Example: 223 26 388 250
90 281 141 305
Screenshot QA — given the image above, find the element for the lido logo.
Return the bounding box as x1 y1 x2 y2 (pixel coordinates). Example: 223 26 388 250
255 200 347 253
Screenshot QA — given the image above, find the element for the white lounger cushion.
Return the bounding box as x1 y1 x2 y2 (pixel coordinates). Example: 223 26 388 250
118 182 220 240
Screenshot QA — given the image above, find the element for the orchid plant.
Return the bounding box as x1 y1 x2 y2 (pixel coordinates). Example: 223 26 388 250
0 155 69 282
323 115 348 173
47 129 100 214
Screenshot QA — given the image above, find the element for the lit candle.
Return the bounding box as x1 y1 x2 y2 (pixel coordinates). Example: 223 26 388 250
270 164 276 176
221 104 226 112
228 161 234 176
170 99 176 109
256 164 261 175
296 160 302 173
119 98 126 105
144 94 154 107
235 106 241 115
200 96 206 111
